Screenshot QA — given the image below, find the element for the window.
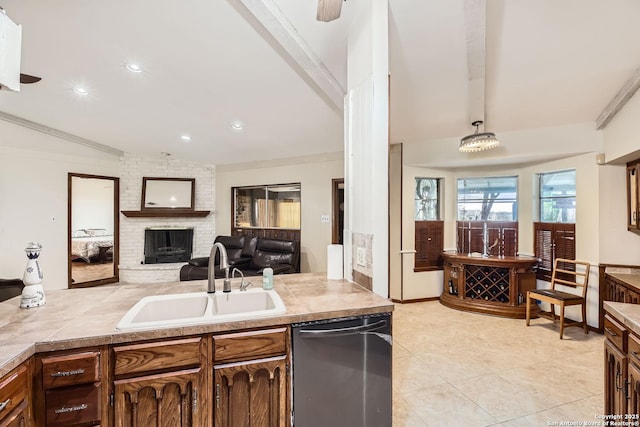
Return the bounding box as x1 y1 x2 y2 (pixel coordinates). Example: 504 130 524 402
535 170 576 281
456 176 518 256
415 178 440 220
234 183 301 229
539 170 576 223
457 176 517 221
414 178 443 271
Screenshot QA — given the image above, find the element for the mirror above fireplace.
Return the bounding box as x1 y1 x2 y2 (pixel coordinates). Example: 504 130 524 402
142 177 195 210
121 177 210 218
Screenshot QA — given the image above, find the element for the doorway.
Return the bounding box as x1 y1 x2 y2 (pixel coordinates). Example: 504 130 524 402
68 173 120 288
332 179 344 244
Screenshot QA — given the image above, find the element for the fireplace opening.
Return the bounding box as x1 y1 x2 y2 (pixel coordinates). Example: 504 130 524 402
144 228 193 264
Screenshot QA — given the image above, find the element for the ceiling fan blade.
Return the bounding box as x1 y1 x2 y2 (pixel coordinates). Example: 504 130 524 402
317 0 343 22
20 73 42 84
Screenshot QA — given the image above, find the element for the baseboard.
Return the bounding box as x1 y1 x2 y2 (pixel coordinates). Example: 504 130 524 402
391 296 440 304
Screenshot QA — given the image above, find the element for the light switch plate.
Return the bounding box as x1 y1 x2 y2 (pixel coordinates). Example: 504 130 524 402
356 247 366 266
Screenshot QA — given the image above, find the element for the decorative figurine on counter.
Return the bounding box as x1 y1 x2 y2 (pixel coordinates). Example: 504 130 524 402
20 242 46 308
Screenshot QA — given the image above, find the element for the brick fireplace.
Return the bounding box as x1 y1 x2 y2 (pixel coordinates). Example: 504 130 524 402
119 153 215 283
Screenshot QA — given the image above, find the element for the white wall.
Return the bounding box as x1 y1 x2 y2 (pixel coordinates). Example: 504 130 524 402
215 153 343 274
603 89 640 163
345 0 389 296
599 164 640 265
0 120 120 290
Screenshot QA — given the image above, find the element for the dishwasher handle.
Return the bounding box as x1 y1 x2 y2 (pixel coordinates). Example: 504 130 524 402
297 319 388 338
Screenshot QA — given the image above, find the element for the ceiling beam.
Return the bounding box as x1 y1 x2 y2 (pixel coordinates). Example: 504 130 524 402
463 0 487 126
0 110 123 156
237 0 345 113
595 67 640 130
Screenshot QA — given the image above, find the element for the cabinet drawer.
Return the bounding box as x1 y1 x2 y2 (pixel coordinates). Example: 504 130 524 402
604 315 627 353
214 327 287 364
630 333 640 368
42 351 100 389
114 337 202 376
0 364 28 422
45 383 101 427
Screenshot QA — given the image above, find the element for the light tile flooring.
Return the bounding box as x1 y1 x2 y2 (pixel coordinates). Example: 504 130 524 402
392 301 604 426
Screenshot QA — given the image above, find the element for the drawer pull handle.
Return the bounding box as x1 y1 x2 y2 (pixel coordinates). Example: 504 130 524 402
216 384 220 409
0 398 10 412
54 404 88 414
633 351 640 362
605 327 618 337
51 368 85 377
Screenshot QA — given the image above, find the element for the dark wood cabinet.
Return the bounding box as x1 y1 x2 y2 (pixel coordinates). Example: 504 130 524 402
212 328 290 427
602 311 640 417
114 368 201 427
628 351 640 416
605 339 628 416
627 160 640 233
214 357 287 427
112 337 207 427
441 253 538 318
35 349 105 427
0 361 31 427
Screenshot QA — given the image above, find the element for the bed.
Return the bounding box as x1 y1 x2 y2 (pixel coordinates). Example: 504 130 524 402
71 229 114 263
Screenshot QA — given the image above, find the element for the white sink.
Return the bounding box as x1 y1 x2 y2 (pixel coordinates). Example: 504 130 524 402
116 288 286 331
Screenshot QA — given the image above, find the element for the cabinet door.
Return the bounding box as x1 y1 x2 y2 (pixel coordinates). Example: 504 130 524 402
605 340 628 416
214 356 287 427
605 275 617 302
628 289 640 305
629 361 640 417
114 367 202 427
616 283 628 304
0 400 28 427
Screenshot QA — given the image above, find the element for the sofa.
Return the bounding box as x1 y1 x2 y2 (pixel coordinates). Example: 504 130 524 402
179 235 300 281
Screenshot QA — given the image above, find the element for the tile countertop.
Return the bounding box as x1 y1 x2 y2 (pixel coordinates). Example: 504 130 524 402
607 272 640 291
0 273 393 377
604 300 640 336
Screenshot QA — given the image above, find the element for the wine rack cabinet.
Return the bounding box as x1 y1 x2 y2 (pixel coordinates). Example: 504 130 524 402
441 252 539 319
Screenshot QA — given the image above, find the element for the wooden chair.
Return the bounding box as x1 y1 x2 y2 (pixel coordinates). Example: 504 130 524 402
525 258 590 339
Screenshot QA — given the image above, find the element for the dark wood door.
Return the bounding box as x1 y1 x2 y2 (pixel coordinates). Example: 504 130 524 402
629 361 640 417
114 367 202 427
214 356 287 427
1 400 29 427
605 339 628 416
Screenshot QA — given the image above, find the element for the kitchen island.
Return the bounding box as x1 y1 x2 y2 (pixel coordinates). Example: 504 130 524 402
0 273 393 426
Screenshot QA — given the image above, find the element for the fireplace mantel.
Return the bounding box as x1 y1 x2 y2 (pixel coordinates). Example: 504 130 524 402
121 209 210 218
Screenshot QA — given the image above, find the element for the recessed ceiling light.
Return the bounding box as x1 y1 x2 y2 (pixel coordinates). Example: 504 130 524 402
231 120 244 131
180 135 191 142
126 63 143 73
73 87 88 96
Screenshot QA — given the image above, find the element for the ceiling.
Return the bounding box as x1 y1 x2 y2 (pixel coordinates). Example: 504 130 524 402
1 0 639 167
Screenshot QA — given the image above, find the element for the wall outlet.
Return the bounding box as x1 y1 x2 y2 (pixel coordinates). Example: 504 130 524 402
356 247 366 267
321 215 330 223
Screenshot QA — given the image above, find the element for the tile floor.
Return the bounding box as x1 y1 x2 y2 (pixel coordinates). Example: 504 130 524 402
392 301 604 426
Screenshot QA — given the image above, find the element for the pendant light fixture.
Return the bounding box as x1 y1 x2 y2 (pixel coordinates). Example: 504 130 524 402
459 120 500 152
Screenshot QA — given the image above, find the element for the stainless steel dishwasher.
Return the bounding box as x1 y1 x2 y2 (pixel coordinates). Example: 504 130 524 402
291 313 392 427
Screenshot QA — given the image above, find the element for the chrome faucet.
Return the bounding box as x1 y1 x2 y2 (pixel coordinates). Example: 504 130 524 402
232 268 252 291
208 242 231 293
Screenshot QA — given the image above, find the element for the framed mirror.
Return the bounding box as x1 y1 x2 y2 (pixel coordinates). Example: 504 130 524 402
142 177 195 210
68 173 119 288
